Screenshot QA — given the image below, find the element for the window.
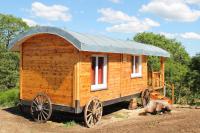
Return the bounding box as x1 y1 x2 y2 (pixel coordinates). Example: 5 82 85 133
131 55 142 78
91 55 107 91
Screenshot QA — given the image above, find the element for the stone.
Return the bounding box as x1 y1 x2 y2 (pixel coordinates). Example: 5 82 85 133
128 98 138 110
145 100 157 113
156 103 164 112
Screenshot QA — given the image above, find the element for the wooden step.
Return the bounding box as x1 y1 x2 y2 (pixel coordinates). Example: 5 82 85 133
150 91 172 104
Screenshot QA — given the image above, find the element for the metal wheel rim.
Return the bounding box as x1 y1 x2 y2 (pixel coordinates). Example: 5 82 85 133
31 93 52 123
84 97 103 128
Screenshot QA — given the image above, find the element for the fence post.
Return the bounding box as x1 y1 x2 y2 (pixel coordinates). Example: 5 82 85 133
163 85 166 97
160 57 165 87
172 84 175 104
152 71 154 91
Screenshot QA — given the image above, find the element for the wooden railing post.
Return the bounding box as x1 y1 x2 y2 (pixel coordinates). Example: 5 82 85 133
163 85 166 97
172 84 175 104
152 71 154 91
160 57 165 94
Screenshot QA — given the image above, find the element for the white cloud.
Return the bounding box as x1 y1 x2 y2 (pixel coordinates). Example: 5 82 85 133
106 22 149 33
31 2 72 22
181 32 200 40
140 0 200 22
158 32 200 40
109 0 121 3
159 32 178 39
22 18 37 26
97 8 137 24
186 0 200 4
144 18 160 27
97 8 160 33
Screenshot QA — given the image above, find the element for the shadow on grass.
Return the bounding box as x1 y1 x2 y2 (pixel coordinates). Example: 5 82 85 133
2 101 130 127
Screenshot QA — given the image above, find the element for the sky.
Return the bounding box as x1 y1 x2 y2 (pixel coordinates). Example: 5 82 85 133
0 0 200 56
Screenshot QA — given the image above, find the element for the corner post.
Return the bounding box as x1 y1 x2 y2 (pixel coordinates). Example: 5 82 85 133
73 50 80 113
160 57 165 86
160 57 165 96
20 44 23 100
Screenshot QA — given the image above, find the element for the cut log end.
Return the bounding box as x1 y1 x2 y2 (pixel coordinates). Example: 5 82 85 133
144 100 172 114
128 98 138 110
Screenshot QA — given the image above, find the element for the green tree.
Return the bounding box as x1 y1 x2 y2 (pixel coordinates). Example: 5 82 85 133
0 14 29 90
185 54 200 103
0 44 19 90
134 32 191 104
0 13 29 48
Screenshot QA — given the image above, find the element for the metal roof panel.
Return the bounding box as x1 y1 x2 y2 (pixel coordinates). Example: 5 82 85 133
9 26 170 57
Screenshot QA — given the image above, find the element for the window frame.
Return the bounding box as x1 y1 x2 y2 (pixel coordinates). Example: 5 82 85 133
91 55 107 91
131 55 142 78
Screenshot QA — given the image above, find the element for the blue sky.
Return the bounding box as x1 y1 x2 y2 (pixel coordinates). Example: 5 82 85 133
1 0 200 56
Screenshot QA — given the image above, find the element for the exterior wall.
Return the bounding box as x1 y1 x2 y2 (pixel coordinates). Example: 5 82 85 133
20 34 78 106
79 52 148 106
19 34 148 107
120 55 148 96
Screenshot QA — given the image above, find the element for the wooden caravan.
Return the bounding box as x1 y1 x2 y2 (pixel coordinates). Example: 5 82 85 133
10 26 170 127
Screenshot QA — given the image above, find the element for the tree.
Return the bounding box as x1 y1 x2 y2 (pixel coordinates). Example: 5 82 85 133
134 32 191 104
134 32 190 65
185 54 200 100
0 14 29 48
0 14 29 90
0 44 19 90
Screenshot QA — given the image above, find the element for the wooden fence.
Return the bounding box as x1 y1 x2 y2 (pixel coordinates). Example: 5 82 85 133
148 71 175 104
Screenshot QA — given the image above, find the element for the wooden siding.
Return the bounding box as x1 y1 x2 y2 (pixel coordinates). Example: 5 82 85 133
121 55 148 96
20 34 78 106
79 52 148 106
19 34 151 108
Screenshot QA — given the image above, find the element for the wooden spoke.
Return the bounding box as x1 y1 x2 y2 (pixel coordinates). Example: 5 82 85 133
42 109 49 117
141 89 150 107
41 111 47 120
30 93 52 123
84 97 103 128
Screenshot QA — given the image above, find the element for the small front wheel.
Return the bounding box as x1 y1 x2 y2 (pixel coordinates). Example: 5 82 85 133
84 97 103 128
30 93 52 123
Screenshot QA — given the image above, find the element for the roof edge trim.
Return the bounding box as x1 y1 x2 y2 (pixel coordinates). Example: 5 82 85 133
9 26 82 51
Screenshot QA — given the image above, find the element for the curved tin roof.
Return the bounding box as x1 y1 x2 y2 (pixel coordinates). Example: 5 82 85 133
9 26 170 57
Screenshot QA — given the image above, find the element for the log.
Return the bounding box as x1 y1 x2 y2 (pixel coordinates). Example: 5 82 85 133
145 100 172 114
128 98 138 110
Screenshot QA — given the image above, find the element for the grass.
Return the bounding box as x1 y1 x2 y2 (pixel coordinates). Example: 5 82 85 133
113 112 129 119
191 102 200 106
0 88 19 107
63 120 77 128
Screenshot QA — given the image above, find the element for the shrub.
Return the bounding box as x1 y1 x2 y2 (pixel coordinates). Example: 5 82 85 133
63 120 77 128
0 88 19 107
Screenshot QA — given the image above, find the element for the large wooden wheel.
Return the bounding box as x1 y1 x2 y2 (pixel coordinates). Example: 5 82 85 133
141 89 150 107
84 97 103 128
30 93 52 123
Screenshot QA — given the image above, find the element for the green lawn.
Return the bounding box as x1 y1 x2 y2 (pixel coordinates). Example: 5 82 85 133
0 88 19 107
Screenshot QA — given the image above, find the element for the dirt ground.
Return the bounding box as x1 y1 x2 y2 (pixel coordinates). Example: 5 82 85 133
0 103 199 133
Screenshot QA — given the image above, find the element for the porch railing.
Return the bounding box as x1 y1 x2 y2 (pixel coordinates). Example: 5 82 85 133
148 71 161 88
148 71 175 104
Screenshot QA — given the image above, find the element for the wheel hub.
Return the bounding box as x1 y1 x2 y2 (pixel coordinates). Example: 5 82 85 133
37 104 43 111
92 108 96 115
